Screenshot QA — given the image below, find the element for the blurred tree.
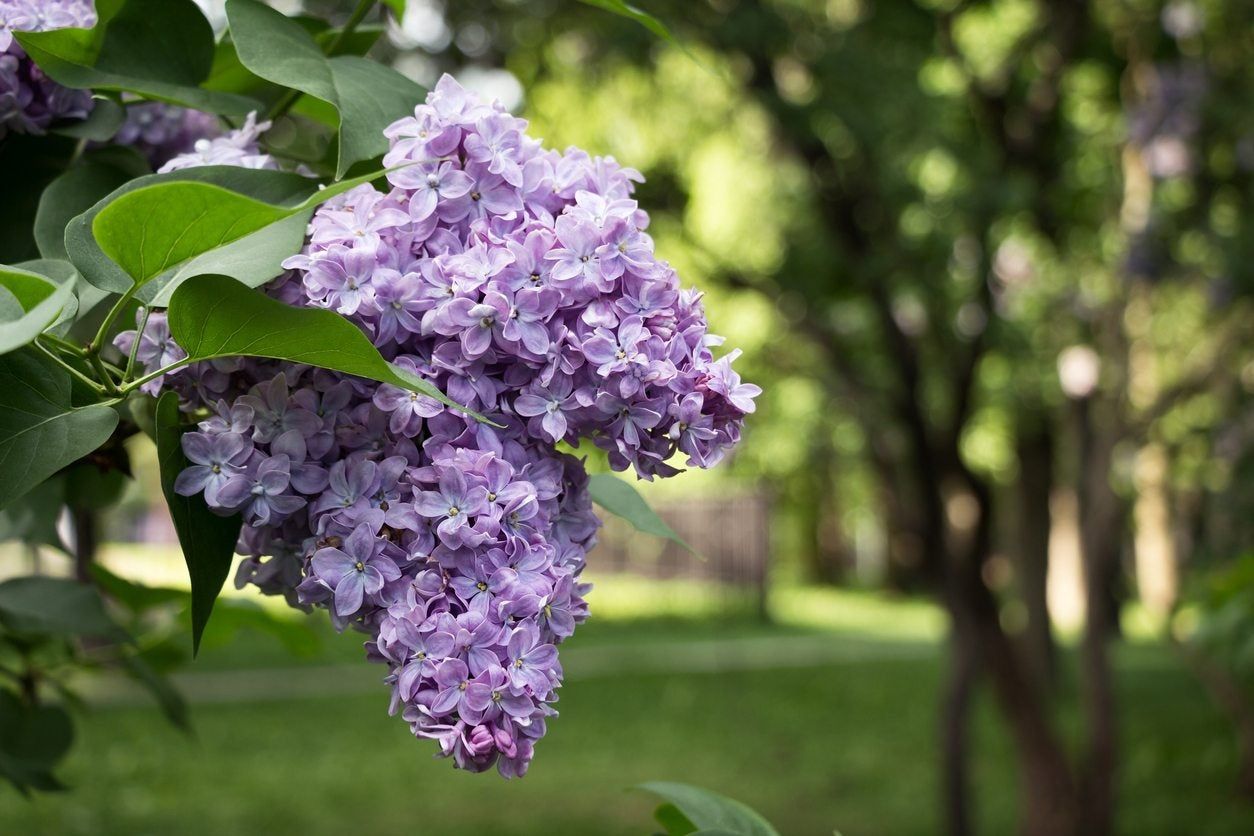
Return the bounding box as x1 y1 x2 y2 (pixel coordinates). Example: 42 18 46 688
409 0 1253 833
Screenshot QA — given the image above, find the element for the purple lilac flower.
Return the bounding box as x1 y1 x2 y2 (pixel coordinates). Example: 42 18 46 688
309 523 401 617
415 465 490 548
129 74 757 779
159 112 278 172
174 431 251 505
216 454 306 526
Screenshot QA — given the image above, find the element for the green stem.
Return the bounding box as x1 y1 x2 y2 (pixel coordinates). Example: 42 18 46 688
40 333 87 357
122 358 192 394
69 136 88 166
88 352 122 395
267 0 376 121
89 286 138 355
324 0 376 56
33 338 109 396
124 306 151 381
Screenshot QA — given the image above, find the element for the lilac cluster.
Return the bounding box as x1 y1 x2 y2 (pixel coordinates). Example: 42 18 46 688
115 101 222 168
136 75 757 776
157 112 277 173
0 1 95 138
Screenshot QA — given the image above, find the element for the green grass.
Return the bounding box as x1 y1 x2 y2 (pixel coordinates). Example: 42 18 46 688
2 581 1252 835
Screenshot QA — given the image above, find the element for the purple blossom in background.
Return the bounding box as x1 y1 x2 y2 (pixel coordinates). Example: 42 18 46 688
0 1 95 138
159 112 278 173
114 101 222 167
128 74 758 778
1 2 224 164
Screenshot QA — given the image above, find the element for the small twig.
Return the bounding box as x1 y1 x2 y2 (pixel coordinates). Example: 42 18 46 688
124 305 152 382
267 0 377 121
89 285 139 355
88 352 122 395
33 338 109 395
121 357 193 394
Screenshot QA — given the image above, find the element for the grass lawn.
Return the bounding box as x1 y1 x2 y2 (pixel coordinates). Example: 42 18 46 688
1 577 1251 835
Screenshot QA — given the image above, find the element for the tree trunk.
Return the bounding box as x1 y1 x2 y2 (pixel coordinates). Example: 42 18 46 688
797 435 848 584
947 475 1081 836
1075 396 1121 836
941 622 979 836
70 506 98 583
1016 423 1056 691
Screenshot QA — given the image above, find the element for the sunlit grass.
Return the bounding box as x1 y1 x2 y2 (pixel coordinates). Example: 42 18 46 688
3 545 1250 835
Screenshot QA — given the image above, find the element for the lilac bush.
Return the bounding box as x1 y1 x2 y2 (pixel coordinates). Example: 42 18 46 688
123 75 758 777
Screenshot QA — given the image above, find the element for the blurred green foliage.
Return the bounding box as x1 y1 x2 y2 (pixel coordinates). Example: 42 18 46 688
415 0 1254 586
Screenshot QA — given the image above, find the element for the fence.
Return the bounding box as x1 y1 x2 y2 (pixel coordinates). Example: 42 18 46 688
590 491 773 619
109 489 775 617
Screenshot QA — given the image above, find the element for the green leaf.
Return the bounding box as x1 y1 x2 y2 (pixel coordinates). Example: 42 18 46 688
655 802 699 835
0 349 119 511
96 182 294 284
0 266 77 355
577 0 680 45
587 474 692 551
0 288 22 321
35 147 150 262
78 165 383 299
166 274 490 421
15 0 259 117
0 478 65 551
90 564 188 612
198 598 321 658
0 690 74 793
226 0 426 177
117 653 190 731
0 576 119 638
50 96 127 141
155 391 242 655
637 783 780 836
12 260 82 336
66 166 316 295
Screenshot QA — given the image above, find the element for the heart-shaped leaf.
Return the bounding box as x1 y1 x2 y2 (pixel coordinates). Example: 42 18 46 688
637 783 780 836
0 690 74 793
577 0 680 45
0 265 77 355
51 96 128 141
0 477 66 551
67 165 378 299
35 147 150 262
0 575 120 638
0 349 119 510
154 391 243 655
117 652 191 731
226 0 426 177
16 0 259 117
166 274 489 421
588 474 692 551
